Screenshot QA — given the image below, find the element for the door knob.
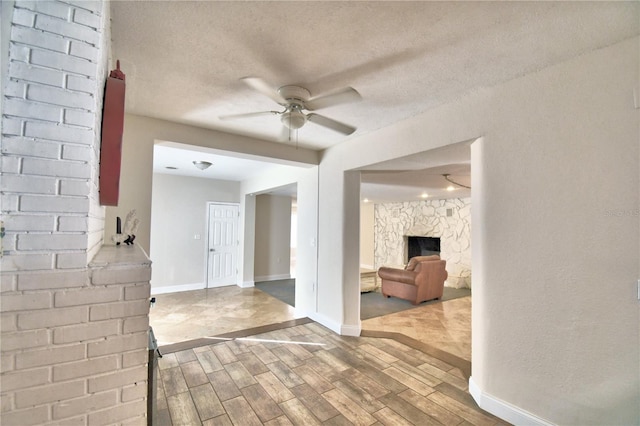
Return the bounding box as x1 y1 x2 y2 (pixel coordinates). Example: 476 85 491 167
209 249 215 252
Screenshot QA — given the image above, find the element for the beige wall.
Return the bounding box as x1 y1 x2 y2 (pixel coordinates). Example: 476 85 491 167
254 194 293 281
149 173 240 292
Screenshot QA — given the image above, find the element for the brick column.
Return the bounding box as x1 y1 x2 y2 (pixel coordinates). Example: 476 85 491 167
1 1 151 424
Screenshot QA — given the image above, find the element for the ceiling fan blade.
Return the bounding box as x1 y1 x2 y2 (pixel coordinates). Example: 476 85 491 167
219 110 280 120
305 87 361 111
307 113 356 135
241 77 287 105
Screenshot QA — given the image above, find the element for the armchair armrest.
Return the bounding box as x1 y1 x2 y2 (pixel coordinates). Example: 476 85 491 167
377 267 417 286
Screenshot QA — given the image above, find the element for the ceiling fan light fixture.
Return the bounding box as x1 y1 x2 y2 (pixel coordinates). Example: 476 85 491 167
193 161 212 170
281 109 307 130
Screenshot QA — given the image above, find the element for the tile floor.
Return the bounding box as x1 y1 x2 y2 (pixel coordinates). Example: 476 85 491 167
149 285 490 425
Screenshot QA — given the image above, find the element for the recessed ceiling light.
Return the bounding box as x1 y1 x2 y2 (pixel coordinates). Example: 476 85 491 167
420 193 429 198
165 166 177 170
363 198 369 203
446 186 455 191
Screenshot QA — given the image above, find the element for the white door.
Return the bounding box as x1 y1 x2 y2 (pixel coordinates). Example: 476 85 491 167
206 203 239 288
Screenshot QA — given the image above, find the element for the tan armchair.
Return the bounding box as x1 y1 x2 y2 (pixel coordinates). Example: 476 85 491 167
378 255 448 305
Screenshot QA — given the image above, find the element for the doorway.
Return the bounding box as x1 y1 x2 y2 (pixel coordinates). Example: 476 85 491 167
206 202 239 288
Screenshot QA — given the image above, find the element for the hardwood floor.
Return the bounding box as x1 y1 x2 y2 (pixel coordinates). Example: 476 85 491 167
153 320 508 425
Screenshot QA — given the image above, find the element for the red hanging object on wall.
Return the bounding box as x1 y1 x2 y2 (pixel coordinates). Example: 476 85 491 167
99 60 126 206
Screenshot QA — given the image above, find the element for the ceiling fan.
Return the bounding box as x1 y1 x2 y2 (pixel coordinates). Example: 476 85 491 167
220 77 361 136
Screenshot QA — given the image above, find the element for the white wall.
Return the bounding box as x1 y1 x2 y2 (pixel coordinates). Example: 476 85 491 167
106 114 319 255
254 194 292 281
317 37 639 424
359 202 375 269
149 173 240 292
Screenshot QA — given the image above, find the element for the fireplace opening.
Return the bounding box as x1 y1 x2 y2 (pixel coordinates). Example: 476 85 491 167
406 236 440 261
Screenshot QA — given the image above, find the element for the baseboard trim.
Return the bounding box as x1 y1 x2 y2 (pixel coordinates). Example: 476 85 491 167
254 274 291 282
239 280 255 288
469 377 554 426
151 282 204 295
340 323 361 337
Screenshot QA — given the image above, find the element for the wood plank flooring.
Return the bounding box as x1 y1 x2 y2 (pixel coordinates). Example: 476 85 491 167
154 321 509 426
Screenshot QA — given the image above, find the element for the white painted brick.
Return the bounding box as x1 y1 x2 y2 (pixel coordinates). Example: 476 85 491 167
2 312 18 332
0 405 49 426
21 195 90 214
59 179 89 196
88 365 146 393
73 8 101 29
30 48 97 78
57 215 89 232
12 7 36 27
1 274 18 292
2 194 21 211
17 0 72 20
2 117 24 136
9 43 31 62
22 157 91 178
18 269 89 290
53 318 118 344
47 415 89 426
1 157 21 175
122 349 148 369
121 382 147 402
65 74 96 94
15 379 84 409
61 144 91 161
25 121 94 145
4 98 62 122
4 80 28 98
52 390 117 421
64 109 94 128
10 61 65 87
17 233 89 251
1 232 17 251
1 353 15 373
16 343 85 369
69 40 98 61
4 214 55 231
66 1 102 13
2 174 57 194
123 316 148 334
1 329 49 351
1 253 55 272
35 13 99 46
11 25 68 52
54 286 119 307
89 299 149 321
55 252 88 269
1 366 49 391
87 399 146 426
53 354 118 381
18 305 88 330
1 292 51 312
92 267 152 285
87 332 147 357
27 84 94 110
123 284 150 301
1 136 61 159
120 415 146 426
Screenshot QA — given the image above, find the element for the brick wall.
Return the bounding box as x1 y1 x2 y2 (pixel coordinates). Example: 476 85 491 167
1 1 151 424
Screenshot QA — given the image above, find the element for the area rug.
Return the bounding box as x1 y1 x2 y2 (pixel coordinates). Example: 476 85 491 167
256 279 471 320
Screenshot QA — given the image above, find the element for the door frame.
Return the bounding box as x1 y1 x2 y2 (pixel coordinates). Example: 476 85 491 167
205 201 240 288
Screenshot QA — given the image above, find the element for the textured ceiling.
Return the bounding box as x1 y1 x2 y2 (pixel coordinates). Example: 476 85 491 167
111 1 638 201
